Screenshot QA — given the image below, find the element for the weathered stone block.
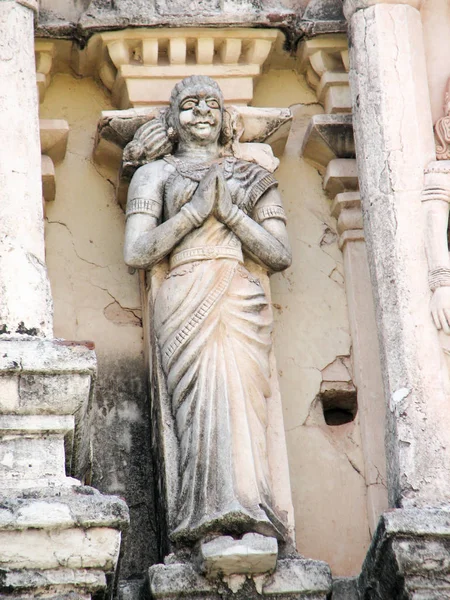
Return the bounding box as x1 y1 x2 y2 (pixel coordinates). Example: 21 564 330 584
301 114 354 174
149 558 332 599
0 339 96 416
0 487 129 598
200 533 278 577
358 509 450 599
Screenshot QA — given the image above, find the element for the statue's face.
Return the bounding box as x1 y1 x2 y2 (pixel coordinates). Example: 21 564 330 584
175 86 222 147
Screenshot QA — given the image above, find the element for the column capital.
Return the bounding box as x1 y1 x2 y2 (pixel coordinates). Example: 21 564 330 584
344 0 422 21
12 0 38 13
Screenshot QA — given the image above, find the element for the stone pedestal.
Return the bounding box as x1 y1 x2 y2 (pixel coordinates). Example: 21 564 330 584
0 339 130 598
358 509 450 598
149 558 332 599
0 487 128 599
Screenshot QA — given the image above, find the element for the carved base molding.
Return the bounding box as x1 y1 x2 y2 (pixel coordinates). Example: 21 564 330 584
149 558 332 599
0 339 129 599
358 509 450 599
0 487 128 599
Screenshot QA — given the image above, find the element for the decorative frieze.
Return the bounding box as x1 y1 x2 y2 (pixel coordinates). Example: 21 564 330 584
297 34 351 114
75 28 278 108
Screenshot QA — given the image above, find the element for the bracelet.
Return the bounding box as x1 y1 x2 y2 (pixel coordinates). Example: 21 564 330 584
181 204 203 228
225 205 244 228
429 267 450 291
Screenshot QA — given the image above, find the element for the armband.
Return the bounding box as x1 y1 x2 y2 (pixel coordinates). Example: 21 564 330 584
254 205 287 224
429 267 450 291
126 197 162 220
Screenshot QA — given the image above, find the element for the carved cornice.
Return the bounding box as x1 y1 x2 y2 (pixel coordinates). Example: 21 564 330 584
343 0 422 20
74 28 278 109
297 35 350 114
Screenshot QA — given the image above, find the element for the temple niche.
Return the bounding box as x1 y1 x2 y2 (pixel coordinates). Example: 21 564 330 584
7 0 450 598
36 16 371 595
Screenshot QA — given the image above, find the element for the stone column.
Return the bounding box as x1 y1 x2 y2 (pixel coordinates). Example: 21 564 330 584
0 0 52 338
345 0 450 510
346 0 450 595
0 3 129 598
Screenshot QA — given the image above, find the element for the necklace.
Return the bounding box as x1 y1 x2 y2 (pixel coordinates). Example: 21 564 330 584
164 155 235 182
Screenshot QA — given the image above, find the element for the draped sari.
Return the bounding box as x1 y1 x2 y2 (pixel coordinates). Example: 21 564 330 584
152 156 287 543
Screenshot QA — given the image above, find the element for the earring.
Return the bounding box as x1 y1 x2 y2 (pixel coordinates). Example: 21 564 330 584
167 126 178 141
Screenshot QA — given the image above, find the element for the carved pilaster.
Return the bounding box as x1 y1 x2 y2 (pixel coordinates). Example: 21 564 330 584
328 161 387 533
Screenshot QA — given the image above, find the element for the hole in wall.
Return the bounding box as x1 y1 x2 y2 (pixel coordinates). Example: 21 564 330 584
320 388 358 426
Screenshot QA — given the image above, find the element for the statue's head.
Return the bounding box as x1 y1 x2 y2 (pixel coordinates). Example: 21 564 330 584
123 76 236 169
167 75 225 147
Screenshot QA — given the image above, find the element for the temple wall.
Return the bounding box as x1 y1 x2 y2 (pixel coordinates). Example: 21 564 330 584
42 64 370 576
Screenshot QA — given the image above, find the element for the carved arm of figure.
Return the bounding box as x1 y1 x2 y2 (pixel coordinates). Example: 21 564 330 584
124 162 221 269
422 162 450 334
215 170 292 272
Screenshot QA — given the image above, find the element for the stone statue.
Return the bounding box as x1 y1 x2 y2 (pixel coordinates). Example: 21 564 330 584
123 76 292 548
423 80 450 335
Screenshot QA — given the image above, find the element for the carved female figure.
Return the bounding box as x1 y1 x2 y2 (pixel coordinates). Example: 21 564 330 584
124 76 291 545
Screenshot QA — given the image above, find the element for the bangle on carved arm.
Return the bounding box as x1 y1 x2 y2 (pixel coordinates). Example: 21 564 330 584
223 205 245 228
180 204 204 228
126 197 162 220
429 267 450 291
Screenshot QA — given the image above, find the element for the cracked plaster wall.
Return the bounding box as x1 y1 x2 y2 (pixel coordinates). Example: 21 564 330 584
253 69 370 575
42 67 370 577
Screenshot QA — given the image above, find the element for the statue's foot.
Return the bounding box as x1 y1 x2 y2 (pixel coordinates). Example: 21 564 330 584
199 532 278 578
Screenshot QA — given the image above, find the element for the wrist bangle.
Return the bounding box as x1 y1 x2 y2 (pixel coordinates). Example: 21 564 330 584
429 267 450 291
225 205 243 228
181 204 203 228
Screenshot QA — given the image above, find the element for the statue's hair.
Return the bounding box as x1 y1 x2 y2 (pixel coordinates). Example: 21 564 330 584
169 75 224 111
123 77 237 170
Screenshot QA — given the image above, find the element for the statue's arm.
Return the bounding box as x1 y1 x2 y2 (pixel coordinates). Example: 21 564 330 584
423 198 450 333
124 163 194 269
124 162 219 269
217 184 291 272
